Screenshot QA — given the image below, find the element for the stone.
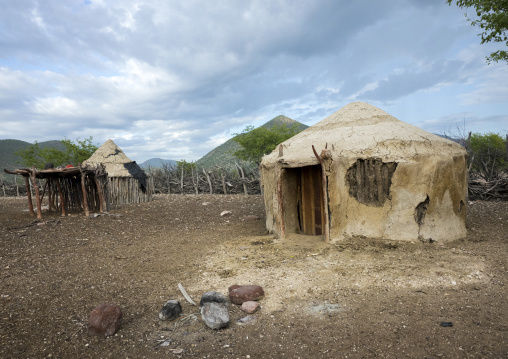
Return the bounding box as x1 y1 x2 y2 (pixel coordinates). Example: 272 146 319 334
159 300 182 321
241 301 260 314
200 291 228 306
200 291 230 330
201 302 230 329
236 315 257 325
220 210 232 217
228 285 264 305
245 215 262 221
87 303 122 336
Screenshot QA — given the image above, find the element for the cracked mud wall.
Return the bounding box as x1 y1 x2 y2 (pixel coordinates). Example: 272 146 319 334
262 152 467 243
378 154 467 242
327 154 467 243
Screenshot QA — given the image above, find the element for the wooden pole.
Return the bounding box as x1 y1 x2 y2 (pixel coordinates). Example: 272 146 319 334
235 162 248 195
312 145 330 242
203 168 213 194
79 166 90 217
277 167 285 238
55 179 66 216
94 174 105 213
25 176 34 217
31 167 42 220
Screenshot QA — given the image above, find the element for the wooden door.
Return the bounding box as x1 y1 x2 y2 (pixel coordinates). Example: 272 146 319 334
298 166 324 236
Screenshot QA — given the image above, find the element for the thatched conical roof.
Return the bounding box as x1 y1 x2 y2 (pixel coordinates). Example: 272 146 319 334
261 102 466 167
84 139 142 178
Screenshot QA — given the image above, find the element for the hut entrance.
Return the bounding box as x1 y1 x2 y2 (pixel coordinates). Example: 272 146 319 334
297 165 324 236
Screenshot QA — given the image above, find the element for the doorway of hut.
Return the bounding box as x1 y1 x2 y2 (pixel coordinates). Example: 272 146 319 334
285 165 325 237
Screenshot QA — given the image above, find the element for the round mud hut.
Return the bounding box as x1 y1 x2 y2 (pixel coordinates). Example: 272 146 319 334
84 139 152 205
260 102 468 243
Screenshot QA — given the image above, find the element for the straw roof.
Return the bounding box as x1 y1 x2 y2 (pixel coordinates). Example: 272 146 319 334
84 139 140 177
262 102 466 167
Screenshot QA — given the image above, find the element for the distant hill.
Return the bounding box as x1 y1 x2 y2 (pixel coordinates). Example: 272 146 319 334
196 115 308 170
0 139 66 183
139 158 177 169
0 139 66 170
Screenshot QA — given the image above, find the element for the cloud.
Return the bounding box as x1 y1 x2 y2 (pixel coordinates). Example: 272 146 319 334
0 0 506 162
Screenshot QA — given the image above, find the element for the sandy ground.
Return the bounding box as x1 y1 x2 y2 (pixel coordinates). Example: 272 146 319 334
1 194 507 358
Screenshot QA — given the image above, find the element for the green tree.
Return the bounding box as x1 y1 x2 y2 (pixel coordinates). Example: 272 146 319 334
468 132 507 180
232 124 300 165
447 0 508 64
17 137 98 169
176 160 196 175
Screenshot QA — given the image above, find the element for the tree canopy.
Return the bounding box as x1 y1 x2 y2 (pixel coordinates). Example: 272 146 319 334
16 137 98 169
232 124 301 165
468 132 507 180
447 0 508 64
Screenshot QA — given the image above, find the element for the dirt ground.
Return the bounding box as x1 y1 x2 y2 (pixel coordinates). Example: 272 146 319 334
1 194 507 358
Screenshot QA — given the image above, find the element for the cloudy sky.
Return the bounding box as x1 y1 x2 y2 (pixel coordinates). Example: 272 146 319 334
1 0 507 162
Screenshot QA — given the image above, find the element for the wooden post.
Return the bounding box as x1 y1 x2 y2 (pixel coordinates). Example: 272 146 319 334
25 176 34 217
235 162 248 195
277 167 285 238
55 179 66 216
93 175 105 213
79 166 90 217
31 167 42 220
203 168 213 194
312 145 330 242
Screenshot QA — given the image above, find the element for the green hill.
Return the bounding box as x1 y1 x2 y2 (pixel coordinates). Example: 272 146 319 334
196 115 308 170
0 139 66 183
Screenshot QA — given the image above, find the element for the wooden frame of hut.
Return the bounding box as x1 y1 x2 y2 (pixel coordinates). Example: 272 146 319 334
84 139 152 205
4 164 110 219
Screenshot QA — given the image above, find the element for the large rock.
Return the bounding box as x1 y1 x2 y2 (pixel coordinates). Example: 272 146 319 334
228 285 264 305
159 300 182 321
200 291 229 330
87 303 122 336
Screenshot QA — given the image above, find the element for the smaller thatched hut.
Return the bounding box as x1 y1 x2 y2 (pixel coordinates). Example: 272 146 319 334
84 139 152 205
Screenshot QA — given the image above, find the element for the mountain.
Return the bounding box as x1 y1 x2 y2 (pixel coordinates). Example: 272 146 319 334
0 139 66 170
0 139 66 183
196 115 308 170
139 158 177 169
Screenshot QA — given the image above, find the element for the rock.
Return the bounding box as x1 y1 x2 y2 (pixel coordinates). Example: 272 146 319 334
201 302 230 329
241 301 260 314
220 210 232 217
200 291 230 330
200 291 228 306
159 300 182 321
237 315 256 325
245 215 262 221
87 303 122 336
228 285 264 305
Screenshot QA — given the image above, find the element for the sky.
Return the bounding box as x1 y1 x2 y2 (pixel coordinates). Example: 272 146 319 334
1 0 507 163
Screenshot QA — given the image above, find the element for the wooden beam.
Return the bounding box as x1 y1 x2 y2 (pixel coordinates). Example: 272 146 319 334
55 179 66 216
79 166 90 217
25 176 34 217
312 145 330 242
31 167 42 220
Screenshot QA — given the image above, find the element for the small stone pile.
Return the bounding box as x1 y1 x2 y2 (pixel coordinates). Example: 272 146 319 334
157 284 265 330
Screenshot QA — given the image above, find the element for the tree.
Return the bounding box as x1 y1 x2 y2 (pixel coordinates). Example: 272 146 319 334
16 137 98 169
468 132 507 180
232 124 301 165
447 0 508 64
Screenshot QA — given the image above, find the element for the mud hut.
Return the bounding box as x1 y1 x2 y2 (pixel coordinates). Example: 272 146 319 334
260 102 468 243
84 139 152 205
